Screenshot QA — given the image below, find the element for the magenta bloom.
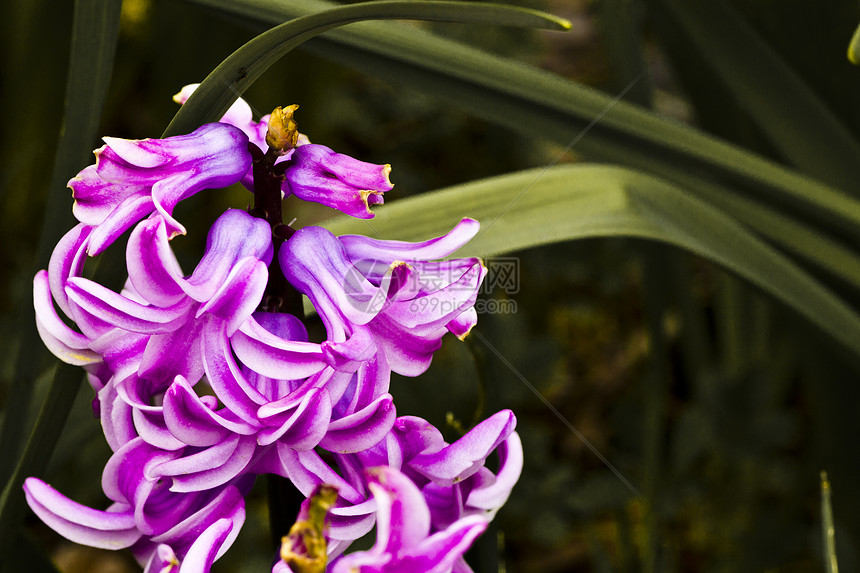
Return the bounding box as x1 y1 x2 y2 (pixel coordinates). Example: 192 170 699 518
281 219 485 376
70 123 251 255
175 83 393 218
328 466 488 573
27 86 521 573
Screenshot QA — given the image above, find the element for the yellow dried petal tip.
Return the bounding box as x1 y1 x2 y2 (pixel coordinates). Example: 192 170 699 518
266 104 301 152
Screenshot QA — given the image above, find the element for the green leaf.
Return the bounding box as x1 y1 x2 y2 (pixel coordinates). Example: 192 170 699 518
0 0 122 565
164 0 569 136
821 471 839 573
649 0 860 192
848 21 860 65
0 365 82 569
321 164 860 358
182 0 860 286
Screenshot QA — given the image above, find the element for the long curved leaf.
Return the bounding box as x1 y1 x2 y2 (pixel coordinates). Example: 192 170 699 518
164 0 569 136
0 0 121 488
650 0 860 192
182 0 860 302
321 164 860 358
0 0 121 565
182 0 860 236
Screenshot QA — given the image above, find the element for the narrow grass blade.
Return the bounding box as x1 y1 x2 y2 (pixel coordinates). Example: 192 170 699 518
650 0 860 192
164 0 569 136
821 471 839 573
0 0 122 486
181 0 860 250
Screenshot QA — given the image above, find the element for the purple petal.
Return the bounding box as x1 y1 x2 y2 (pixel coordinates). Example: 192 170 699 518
465 433 523 511
126 216 187 306
396 515 487 573
284 144 393 219
33 271 100 365
275 445 364 503
340 218 479 273
366 466 431 553
164 375 258 444
23 478 141 550
202 322 268 417
66 277 195 334
320 394 396 454
409 410 516 486
71 124 252 244
183 209 273 302
150 484 247 559
155 436 257 493
280 226 381 336
231 316 327 380
257 387 332 449
195 257 268 335
48 223 91 315
176 517 235 573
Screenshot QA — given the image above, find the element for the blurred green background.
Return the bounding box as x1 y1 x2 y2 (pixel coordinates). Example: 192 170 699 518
4 0 860 571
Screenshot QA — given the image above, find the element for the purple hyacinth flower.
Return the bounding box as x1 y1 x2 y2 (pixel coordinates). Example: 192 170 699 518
280 220 485 376
175 84 392 218
64 209 277 385
70 123 251 255
284 144 393 219
269 409 521 550
328 466 488 573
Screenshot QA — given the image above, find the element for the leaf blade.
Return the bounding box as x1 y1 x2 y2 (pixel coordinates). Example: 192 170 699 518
164 0 569 136
322 164 860 358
